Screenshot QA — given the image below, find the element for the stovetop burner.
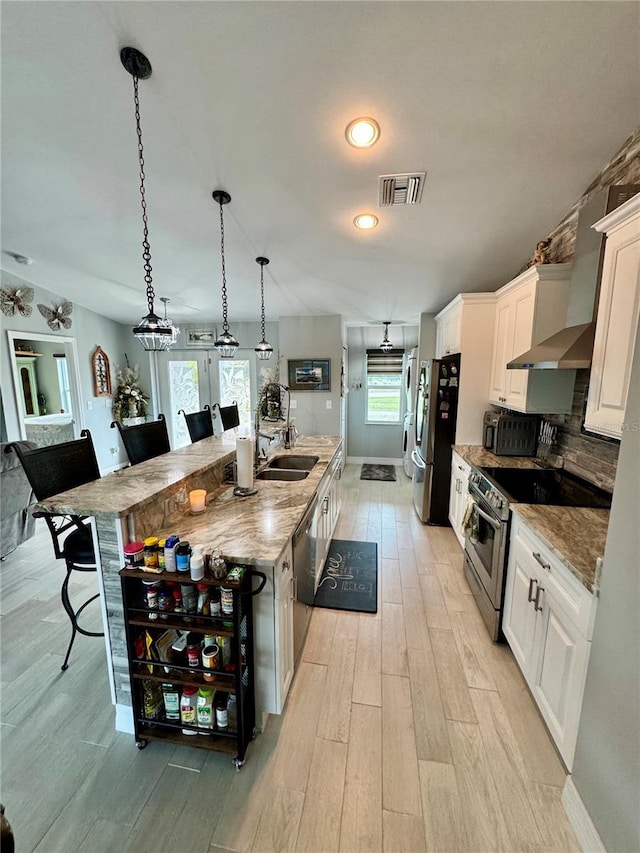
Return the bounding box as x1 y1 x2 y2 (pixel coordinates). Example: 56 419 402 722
479 466 612 509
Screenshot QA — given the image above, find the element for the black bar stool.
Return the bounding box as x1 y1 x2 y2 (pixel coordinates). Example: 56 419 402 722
213 402 240 431
178 405 214 443
111 414 170 465
5 430 104 671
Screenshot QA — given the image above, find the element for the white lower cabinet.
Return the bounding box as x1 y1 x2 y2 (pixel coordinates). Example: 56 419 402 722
502 514 596 770
274 542 294 713
254 540 294 722
448 450 471 547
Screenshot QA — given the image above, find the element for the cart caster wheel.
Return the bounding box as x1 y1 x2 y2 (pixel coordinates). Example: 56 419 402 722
233 757 244 771
136 739 148 750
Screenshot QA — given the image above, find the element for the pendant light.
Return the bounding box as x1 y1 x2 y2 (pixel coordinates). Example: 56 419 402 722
212 190 239 358
159 297 180 346
380 321 393 353
121 47 174 352
254 257 273 360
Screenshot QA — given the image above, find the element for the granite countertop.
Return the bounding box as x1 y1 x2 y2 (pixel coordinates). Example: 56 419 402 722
35 432 239 519
151 436 342 566
511 504 609 593
454 445 608 592
452 444 555 470
37 435 342 566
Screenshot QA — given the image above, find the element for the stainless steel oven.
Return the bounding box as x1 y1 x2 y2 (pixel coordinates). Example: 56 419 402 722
464 470 509 641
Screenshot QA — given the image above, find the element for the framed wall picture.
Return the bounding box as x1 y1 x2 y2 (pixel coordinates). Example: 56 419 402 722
91 345 112 397
288 358 331 391
185 327 217 347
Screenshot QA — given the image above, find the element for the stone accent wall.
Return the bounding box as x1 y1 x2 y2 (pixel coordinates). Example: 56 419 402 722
546 370 619 493
529 128 640 489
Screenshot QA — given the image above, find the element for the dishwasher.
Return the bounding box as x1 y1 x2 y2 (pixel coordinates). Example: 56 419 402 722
292 496 317 665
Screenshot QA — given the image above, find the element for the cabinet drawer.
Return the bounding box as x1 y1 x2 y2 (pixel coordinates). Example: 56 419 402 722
512 519 596 639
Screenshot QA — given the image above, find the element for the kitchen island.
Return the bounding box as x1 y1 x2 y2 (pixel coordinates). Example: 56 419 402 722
36 433 342 733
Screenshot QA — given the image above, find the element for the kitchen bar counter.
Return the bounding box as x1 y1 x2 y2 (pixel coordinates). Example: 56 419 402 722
35 433 341 732
511 504 608 593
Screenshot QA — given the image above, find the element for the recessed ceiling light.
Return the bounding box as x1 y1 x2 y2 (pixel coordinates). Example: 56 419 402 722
353 213 379 230
345 117 380 148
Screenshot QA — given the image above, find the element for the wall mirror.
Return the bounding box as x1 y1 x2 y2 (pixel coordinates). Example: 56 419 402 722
6 330 83 446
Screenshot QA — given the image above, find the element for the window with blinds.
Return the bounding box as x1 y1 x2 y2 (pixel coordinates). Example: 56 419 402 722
366 348 404 424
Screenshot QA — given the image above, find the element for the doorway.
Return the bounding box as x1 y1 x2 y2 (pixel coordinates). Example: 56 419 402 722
155 349 257 448
6 330 83 445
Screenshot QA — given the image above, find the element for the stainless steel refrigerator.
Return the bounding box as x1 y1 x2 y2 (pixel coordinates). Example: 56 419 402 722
411 355 460 524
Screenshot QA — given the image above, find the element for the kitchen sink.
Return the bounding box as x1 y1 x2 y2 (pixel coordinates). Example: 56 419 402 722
256 468 310 481
266 455 319 471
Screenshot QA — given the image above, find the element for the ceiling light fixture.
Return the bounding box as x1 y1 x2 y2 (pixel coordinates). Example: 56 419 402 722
353 213 379 230
121 47 175 352
212 189 239 359
380 321 393 353
345 117 380 148
159 297 180 346
254 257 273 361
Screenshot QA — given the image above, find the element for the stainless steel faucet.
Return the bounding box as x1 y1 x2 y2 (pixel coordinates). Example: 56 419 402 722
254 382 291 470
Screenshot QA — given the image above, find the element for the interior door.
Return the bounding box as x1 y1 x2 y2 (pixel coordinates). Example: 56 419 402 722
156 350 216 448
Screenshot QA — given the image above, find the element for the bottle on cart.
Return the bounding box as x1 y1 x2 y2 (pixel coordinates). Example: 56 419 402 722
186 632 201 667
181 583 197 615
196 687 214 733
190 545 205 581
180 685 198 734
161 683 180 721
176 541 191 573
143 680 163 720
227 693 237 731
164 535 180 572
196 583 210 615
214 691 229 730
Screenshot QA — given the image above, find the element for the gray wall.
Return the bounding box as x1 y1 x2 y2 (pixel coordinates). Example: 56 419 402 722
571 319 640 853
1 271 139 471
278 315 342 437
346 325 419 460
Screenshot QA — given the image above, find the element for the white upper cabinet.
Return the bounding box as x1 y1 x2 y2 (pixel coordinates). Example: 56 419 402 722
435 300 462 357
488 264 576 413
585 193 640 439
435 293 496 444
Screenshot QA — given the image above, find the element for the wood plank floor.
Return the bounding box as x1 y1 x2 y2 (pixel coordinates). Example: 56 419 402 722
0 465 579 852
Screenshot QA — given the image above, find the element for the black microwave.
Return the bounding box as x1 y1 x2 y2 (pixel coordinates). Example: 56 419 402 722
483 411 538 456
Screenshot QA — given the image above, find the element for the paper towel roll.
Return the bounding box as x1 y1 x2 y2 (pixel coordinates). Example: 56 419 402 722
236 436 254 489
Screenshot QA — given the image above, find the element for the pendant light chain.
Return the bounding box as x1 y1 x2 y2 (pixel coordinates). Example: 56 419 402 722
218 200 230 334
133 74 155 315
260 262 266 340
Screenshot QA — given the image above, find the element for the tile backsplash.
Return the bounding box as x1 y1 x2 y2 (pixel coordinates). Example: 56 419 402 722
547 370 619 492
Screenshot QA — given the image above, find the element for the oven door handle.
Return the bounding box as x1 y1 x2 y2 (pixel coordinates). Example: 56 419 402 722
472 501 501 531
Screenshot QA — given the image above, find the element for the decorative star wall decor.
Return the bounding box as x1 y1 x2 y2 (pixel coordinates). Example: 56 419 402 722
37 300 73 331
0 286 34 317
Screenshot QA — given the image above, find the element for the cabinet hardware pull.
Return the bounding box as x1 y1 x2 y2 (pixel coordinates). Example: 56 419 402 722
527 577 538 602
534 585 544 612
532 552 550 571
282 559 290 573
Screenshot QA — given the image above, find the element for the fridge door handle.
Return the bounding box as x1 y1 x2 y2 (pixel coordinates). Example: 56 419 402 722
411 449 426 469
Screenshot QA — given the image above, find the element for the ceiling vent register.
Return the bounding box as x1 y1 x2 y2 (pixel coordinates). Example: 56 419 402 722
378 172 426 207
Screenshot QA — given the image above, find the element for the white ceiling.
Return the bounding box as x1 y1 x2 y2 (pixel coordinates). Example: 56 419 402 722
1 1 638 329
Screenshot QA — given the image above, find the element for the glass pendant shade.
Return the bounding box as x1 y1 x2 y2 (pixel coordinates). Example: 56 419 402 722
380 321 393 353
255 340 274 360
254 256 273 360
214 329 240 359
133 312 175 352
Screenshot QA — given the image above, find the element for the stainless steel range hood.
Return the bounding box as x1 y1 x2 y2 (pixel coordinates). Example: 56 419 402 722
508 185 639 370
